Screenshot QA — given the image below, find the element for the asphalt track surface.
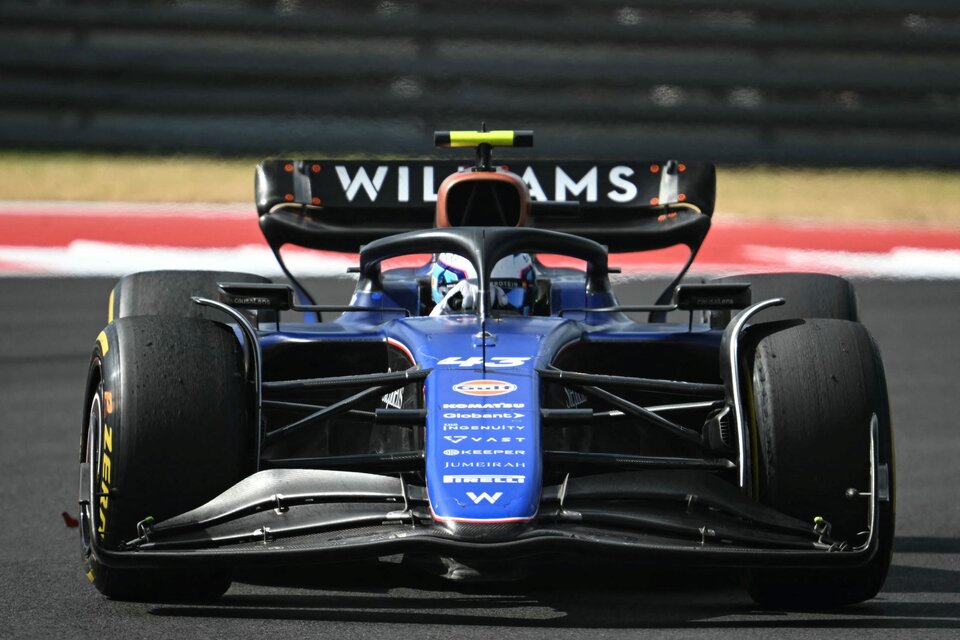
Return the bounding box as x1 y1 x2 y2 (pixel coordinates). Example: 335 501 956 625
2 275 958 638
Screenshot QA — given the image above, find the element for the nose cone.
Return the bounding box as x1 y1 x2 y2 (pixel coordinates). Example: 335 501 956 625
424 362 541 532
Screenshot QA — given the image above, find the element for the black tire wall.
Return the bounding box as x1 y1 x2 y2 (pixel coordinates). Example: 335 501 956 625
745 318 894 608
711 272 858 328
109 270 273 322
82 315 252 600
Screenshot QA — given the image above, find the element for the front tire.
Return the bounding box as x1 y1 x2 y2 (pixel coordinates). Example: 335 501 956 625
109 269 273 323
744 319 895 608
80 316 253 601
710 272 858 328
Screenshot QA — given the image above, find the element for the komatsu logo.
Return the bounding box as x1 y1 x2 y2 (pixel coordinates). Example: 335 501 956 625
442 403 524 409
453 380 517 397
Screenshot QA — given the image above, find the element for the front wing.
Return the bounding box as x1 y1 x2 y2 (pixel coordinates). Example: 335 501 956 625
88 453 883 571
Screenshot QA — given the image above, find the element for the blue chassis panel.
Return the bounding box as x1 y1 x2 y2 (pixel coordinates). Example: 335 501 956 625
259 305 723 523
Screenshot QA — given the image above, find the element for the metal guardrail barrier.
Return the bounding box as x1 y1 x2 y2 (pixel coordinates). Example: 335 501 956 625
1 1 959 165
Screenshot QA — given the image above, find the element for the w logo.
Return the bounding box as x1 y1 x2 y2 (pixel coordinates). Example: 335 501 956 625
466 491 503 504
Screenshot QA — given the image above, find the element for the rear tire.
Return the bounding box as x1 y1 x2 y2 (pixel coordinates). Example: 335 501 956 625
80 316 253 601
744 319 894 608
710 272 858 328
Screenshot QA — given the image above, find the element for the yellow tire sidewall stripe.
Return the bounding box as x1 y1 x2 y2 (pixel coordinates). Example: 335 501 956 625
96 331 109 356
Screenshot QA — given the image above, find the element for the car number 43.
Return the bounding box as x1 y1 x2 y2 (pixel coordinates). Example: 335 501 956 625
438 356 530 368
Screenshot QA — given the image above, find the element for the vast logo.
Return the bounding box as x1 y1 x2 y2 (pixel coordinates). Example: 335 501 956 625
444 435 524 444
453 379 517 397
466 491 503 504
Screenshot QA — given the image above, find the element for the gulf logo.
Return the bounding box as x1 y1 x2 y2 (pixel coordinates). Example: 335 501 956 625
453 379 517 397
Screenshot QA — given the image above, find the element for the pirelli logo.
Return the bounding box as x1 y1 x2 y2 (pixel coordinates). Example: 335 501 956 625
443 475 526 484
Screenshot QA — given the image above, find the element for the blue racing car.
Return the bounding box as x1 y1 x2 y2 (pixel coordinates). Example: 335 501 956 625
78 130 894 608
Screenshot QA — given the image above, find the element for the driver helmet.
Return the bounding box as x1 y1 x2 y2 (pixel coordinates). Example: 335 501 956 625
491 252 536 315
430 252 476 305
430 252 536 314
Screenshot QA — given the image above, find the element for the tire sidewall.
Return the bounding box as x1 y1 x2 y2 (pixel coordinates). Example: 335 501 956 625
81 325 128 591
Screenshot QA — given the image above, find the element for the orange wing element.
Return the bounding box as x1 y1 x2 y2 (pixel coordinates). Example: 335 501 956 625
436 170 531 229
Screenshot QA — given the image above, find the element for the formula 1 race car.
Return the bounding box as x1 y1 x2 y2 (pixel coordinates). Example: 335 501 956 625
79 130 894 608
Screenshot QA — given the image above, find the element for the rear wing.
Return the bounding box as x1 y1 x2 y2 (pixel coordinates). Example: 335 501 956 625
256 160 715 253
